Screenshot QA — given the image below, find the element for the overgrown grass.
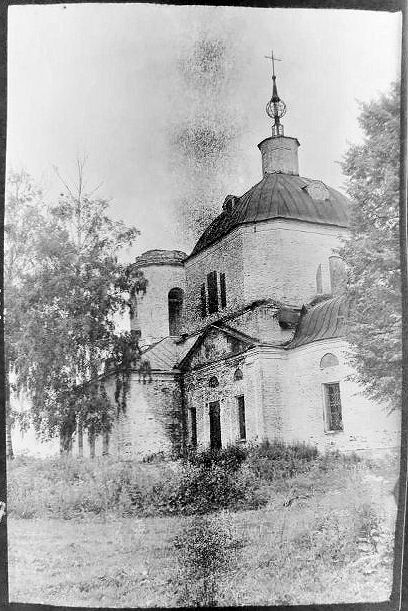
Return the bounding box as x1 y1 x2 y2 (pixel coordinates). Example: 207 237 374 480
7 441 363 520
8 449 399 606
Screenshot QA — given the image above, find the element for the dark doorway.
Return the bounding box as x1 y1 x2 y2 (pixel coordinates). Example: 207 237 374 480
190 407 197 447
168 287 184 335
209 401 221 450
237 395 246 441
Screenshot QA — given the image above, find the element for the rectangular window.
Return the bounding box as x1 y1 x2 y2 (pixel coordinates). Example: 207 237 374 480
220 272 227 309
207 271 219 314
324 383 343 431
237 395 246 440
190 407 197 447
200 283 207 318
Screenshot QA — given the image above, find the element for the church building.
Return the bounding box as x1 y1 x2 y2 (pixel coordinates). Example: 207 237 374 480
100 60 400 459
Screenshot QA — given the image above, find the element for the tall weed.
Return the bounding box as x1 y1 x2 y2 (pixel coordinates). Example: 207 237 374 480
173 510 244 607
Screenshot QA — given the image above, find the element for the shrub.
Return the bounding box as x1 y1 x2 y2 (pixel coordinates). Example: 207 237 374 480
151 460 266 516
7 442 363 519
173 510 244 607
247 440 319 481
186 444 249 473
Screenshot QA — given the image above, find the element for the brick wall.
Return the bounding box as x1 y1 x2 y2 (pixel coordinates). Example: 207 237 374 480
258 136 299 175
73 372 184 459
184 219 348 337
131 264 186 346
242 219 349 306
184 352 264 449
183 230 245 334
228 304 294 344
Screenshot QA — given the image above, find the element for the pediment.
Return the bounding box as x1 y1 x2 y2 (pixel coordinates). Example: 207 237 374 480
179 324 258 371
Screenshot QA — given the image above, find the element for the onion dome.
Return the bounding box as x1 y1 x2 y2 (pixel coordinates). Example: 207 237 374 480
133 249 187 268
190 173 350 257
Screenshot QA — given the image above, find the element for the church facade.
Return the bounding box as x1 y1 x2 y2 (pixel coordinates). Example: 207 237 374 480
86 67 400 459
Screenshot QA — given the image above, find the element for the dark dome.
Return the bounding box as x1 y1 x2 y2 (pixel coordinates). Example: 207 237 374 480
190 173 350 257
134 249 187 267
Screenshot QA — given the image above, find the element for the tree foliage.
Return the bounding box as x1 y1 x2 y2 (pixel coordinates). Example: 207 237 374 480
5 163 146 451
340 81 401 410
4 171 52 455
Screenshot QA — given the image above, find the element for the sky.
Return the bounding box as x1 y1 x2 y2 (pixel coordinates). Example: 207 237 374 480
7 4 402 258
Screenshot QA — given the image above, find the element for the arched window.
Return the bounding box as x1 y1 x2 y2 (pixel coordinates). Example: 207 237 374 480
316 264 323 294
209 376 219 388
234 368 243 381
320 353 339 369
329 256 347 296
168 288 184 335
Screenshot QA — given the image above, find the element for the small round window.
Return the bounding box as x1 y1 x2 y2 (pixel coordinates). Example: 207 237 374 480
209 376 219 388
320 353 339 369
234 368 243 381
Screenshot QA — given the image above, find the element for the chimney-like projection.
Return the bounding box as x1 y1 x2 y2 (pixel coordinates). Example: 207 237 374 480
258 135 300 176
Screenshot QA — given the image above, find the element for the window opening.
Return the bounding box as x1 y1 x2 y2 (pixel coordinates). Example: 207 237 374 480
209 401 221 449
207 271 219 314
237 395 246 440
234 368 243 381
220 273 227 308
168 288 184 335
190 407 197 447
200 283 207 318
329 256 347 295
316 264 323 294
209 376 219 388
324 382 343 431
320 353 339 369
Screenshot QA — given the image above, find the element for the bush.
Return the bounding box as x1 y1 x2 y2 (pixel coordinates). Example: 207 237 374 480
151 460 266 516
7 442 363 519
247 440 319 481
186 444 249 473
173 510 244 607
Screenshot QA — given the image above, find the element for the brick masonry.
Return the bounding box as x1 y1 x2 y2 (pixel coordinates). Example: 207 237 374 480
75 215 400 459
131 264 186 346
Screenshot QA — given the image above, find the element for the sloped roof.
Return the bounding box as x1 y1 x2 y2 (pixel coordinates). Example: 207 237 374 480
190 173 350 257
142 335 198 371
288 295 348 349
177 323 260 371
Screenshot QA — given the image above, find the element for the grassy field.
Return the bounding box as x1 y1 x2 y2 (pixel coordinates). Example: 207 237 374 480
7 450 399 607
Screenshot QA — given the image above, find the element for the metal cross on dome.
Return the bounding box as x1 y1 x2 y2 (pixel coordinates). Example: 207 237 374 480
264 50 286 136
264 50 282 77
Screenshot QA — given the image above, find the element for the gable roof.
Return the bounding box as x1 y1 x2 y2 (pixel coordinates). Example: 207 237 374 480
190 173 350 257
177 323 260 371
288 295 348 349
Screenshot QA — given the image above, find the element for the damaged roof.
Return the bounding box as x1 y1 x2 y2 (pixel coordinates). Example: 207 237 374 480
141 335 198 371
190 173 350 257
288 295 348 349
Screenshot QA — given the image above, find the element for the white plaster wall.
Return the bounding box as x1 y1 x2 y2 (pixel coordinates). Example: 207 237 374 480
278 339 401 453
